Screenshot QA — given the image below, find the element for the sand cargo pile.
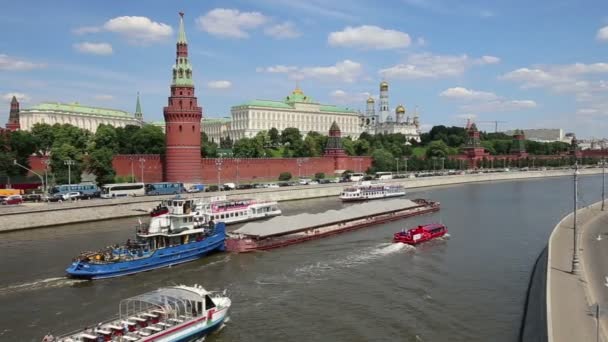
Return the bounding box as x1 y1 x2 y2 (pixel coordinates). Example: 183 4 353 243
225 198 440 252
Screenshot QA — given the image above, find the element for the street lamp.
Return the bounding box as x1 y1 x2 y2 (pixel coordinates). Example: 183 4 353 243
129 157 135 182
572 162 580 274
139 158 146 184
43 158 51 193
395 158 399 176
403 157 409 174
602 158 606 211
234 158 241 188
64 159 75 185
297 158 304 178
215 157 223 191
440 157 445 171
13 160 45 193
432 157 437 171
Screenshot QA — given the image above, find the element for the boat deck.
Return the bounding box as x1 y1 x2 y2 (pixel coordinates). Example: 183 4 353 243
231 198 421 238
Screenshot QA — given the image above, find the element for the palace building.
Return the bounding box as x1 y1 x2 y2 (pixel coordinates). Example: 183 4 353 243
203 85 362 142
5 94 144 133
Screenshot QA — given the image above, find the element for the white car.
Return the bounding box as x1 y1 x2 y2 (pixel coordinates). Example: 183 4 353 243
267 183 280 188
309 181 319 185
298 179 311 185
62 192 80 200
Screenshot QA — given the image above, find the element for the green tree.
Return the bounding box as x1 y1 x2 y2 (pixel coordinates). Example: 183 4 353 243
354 139 371 156
30 123 55 156
53 124 90 150
50 143 83 184
371 148 395 172
281 127 302 146
131 125 165 154
9 131 37 174
93 124 119 152
87 147 116 185
314 172 325 179
341 137 355 156
115 125 141 154
426 140 449 158
278 172 292 181
269 127 280 147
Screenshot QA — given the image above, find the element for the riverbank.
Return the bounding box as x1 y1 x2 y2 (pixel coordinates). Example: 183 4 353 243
0 168 602 232
546 199 607 342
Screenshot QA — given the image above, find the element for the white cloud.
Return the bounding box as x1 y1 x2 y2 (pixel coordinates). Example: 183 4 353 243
440 86 536 113
454 113 477 120
440 87 498 101
1 92 30 102
258 60 363 83
330 89 371 104
196 8 268 38
0 54 46 71
328 25 411 50
256 65 298 73
597 26 608 42
103 16 173 43
264 22 301 39
93 94 114 101
416 37 427 46
73 42 113 55
73 26 102 35
379 52 498 79
207 80 232 89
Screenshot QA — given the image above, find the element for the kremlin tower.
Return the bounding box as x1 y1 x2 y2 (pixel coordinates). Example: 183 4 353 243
163 12 202 183
6 96 20 131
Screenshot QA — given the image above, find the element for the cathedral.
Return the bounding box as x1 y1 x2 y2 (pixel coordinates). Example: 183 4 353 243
361 81 421 142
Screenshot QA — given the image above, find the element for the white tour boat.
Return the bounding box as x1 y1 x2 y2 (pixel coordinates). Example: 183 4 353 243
197 195 282 225
51 284 231 342
339 181 406 201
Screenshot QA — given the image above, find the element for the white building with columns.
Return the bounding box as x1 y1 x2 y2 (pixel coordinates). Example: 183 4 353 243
17 95 144 133
203 86 362 142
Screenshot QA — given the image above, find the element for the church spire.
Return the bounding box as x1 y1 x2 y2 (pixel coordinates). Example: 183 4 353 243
135 92 143 121
177 11 187 44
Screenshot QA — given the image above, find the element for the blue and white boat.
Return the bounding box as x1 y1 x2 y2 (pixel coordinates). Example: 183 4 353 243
66 197 226 280
51 284 231 342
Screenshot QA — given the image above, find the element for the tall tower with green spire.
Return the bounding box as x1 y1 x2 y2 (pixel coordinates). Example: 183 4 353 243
163 12 203 183
134 92 143 122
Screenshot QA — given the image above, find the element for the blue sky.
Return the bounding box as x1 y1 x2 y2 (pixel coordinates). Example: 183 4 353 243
1 0 608 137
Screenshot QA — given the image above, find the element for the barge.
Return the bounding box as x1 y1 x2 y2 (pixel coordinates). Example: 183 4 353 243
225 198 439 253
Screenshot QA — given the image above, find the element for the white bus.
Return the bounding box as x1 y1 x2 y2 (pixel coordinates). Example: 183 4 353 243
101 182 145 198
349 172 366 182
375 172 394 180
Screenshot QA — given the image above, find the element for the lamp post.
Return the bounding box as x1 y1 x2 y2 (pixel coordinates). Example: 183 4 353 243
13 160 45 193
404 157 408 174
235 158 241 188
139 158 146 184
395 158 399 176
602 158 606 211
130 157 135 182
43 158 51 193
432 157 437 171
572 162 580 274
215 157 223 191
64 159 75 185
440 157 445 171
297 158 303 178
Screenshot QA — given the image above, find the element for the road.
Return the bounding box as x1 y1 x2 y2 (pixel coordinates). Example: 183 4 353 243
581 206 608 342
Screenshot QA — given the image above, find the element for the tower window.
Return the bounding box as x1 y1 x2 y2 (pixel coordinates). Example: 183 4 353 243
179 125 182 132
192 125 195 132
180 91 183 96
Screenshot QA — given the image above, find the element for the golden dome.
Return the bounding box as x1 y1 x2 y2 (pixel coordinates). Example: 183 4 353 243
396 104 406 113
292 86 304 95
380 80 389 90
366 97 375 103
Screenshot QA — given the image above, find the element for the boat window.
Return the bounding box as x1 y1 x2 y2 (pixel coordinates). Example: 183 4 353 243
183 217 188 223
205 295 216 310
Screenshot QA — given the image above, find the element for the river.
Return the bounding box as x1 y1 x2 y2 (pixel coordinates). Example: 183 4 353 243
0 175 602 342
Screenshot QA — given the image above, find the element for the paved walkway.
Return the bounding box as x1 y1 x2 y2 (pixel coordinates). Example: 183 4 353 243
548 201 605 342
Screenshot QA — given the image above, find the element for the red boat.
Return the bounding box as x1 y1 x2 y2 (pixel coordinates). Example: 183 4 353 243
393 223 447 245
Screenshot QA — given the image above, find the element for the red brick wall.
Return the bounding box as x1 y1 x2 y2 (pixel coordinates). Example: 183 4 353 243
28 155 48 173
112 154 164 183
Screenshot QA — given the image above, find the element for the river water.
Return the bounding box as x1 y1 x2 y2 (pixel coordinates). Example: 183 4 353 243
0 175 603 342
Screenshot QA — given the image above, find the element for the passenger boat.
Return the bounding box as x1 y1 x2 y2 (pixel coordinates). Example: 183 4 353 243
66 197 226 280
226 198 440 253
339 181 406 201
393 223 447 245
51 284 231 342
198 195 282 225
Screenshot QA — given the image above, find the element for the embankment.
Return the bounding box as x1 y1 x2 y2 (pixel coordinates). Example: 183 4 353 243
0 168 601 232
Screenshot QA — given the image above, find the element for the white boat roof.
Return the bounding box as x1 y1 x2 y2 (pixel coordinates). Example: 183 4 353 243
233 198 419 238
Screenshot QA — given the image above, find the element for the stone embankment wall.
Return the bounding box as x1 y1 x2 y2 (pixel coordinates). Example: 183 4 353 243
0 168 601 232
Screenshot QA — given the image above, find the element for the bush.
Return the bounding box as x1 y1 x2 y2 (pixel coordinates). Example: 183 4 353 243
314 172 325 180
278 172 292 181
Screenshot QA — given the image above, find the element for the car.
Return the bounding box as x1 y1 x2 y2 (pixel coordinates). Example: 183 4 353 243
267 183 280 188
299 178 311 185
23 193 44 202
318 179 331 184
62 192 81 201
309 181 319 185
1 195 23 205
237 184 254 190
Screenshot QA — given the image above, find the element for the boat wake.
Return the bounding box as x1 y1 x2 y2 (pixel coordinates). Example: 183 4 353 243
336 242 415 268
0 277 87 296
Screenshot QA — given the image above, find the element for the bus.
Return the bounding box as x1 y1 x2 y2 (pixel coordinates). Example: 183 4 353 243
101 183 145 198
349 173 366 182
375 172 394 180
49 183 100 199
0 189 23 196
145 182 185 196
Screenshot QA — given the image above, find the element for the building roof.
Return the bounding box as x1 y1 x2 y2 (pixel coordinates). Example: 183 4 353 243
135 93 142 115
23 102 134 118
203 117 232 124
329 121 341 131
235 87 359 114
177 12 187 44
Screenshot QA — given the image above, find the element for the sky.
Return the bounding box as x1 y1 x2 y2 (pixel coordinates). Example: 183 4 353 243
1 0 608 138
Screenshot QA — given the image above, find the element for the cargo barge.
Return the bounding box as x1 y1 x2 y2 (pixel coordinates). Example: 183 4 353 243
225 198 439 253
